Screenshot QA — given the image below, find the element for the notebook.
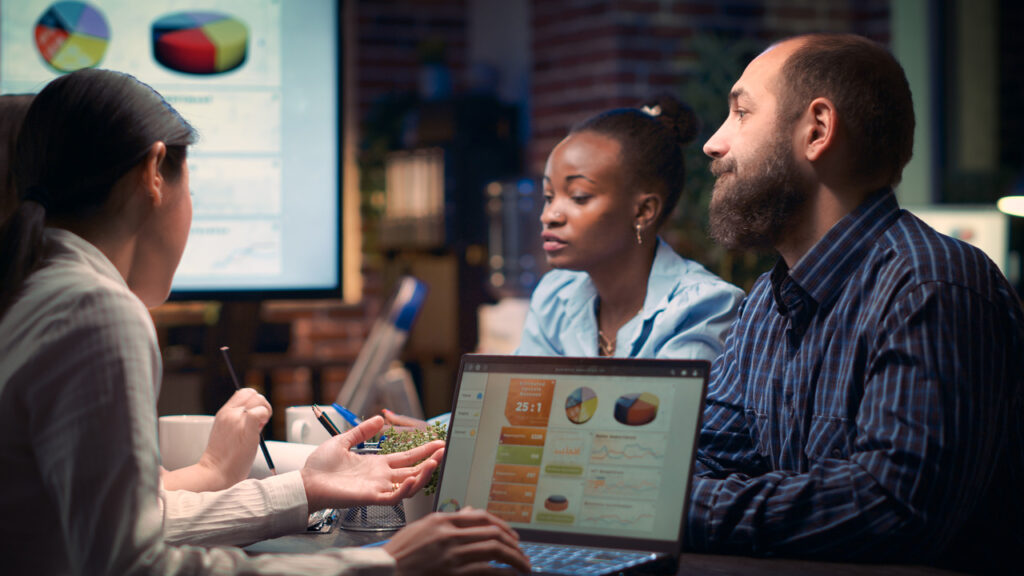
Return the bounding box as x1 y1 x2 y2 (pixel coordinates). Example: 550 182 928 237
433 354 709 575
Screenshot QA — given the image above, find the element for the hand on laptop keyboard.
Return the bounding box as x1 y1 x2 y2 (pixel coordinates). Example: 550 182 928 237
498 543 656 575
382 507 531 574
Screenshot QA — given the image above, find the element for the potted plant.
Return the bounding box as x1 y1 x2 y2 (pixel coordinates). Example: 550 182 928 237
377 420 448 521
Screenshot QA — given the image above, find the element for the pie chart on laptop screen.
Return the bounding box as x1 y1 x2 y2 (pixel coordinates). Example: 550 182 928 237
565 386 598 424
152 11 248 75
34 1 110 72
614 392 660 426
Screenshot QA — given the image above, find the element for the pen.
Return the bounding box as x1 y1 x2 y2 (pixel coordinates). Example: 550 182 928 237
331 403 363 427
312 404 342 436
220 346 276 475
330 403 377 446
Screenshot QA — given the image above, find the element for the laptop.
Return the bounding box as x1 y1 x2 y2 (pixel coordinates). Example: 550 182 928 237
433 354 709 575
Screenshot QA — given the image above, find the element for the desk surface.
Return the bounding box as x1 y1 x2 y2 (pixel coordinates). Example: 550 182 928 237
246 520 970 576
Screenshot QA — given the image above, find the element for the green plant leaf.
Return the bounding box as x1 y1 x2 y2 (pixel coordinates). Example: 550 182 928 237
378 421 448 495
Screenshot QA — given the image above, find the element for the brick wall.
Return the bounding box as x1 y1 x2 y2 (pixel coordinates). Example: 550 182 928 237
529 0 891 173
356 0 469 126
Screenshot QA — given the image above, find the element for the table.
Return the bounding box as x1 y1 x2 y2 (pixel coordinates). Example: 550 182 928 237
246 519 972 576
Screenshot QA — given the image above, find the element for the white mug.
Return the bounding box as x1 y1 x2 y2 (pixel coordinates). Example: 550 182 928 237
285 405 345 445
159 414 215 471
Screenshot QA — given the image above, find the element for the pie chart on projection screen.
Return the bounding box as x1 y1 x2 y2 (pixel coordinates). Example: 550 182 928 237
34 2 110 72
152 12 248 75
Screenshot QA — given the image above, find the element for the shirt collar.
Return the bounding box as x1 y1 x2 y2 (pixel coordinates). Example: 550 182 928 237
556 237 677 322
641 238 682 316
44 227 129 290
787 188 901 310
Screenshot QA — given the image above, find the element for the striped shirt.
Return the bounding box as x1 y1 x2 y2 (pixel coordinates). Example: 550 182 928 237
686 189 1024 571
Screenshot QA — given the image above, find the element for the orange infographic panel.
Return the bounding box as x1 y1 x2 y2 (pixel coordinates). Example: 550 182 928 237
504 378 555 426
493 463 540 485
489 483 537 503
487 501 534 523
500 426 547 446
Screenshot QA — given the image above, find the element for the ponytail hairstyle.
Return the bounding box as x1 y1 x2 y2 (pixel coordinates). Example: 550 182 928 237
569 92 698 227
0 68 197 315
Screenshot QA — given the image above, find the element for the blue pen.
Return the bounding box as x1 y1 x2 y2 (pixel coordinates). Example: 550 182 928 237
331 403 363 427
332 403 376 448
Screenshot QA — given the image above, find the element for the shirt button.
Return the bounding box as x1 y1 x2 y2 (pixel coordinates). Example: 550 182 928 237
831 449 842 457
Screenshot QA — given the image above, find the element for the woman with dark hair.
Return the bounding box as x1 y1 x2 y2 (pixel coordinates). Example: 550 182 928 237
519 94 743 360
383 94 743 431
0 93 34 224
0 69 529 575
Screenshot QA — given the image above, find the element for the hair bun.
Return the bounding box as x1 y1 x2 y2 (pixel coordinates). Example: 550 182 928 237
639 92 698 146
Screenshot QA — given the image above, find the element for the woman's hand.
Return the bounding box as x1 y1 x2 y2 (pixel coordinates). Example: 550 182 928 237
162 388 270 492
199 388 271 485
381 408 429 433
383 508 531 575
300 415 444 512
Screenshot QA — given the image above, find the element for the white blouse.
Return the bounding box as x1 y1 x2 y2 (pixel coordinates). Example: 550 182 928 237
0 228 392 575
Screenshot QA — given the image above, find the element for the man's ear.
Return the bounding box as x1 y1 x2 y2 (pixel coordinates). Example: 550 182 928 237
801 97 837 162
635 192 662 229
141 142 167 206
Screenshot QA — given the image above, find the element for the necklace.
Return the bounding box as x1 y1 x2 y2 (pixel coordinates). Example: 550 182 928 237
595 299 643 357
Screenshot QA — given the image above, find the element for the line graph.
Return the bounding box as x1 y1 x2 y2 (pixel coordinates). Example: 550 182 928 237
584 467 661 499
580 500 656 531
588 432 667 466
177 219 281 277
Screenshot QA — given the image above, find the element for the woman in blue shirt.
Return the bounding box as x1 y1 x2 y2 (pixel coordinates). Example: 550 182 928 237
519 94 743 360
386 95 744 430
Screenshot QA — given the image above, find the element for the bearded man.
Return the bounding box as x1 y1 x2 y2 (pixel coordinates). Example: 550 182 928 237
689 33 1024 573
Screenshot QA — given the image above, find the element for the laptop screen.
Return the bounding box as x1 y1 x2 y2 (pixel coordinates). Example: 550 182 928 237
434 355 707 552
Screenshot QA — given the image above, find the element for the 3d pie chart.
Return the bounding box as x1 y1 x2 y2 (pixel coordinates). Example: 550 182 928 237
613 392 659 426
565 386 598 424
152 11 248 75
35 2 110 72
544 495 569 512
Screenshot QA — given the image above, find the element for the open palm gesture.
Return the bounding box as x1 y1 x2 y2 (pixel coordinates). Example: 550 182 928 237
299 415 444 512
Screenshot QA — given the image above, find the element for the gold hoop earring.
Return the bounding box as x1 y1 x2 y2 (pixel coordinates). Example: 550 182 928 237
635 223 643 245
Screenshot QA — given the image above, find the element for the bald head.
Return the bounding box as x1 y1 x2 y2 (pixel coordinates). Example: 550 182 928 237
772 33 915 188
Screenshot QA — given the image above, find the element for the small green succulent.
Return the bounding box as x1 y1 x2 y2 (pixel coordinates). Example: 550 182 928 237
377 421 448 495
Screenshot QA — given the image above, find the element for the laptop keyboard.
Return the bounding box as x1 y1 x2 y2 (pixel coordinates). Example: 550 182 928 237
513 542 658 575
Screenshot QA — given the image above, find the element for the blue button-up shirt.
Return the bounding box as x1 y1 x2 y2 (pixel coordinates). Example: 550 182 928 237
516 238 744 361
688 189 1024 570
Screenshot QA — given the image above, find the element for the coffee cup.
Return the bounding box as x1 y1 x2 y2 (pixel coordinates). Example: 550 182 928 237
158 414 215 470
286 405 346 445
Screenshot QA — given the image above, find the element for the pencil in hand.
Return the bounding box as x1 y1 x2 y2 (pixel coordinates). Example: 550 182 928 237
219 346 276 475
